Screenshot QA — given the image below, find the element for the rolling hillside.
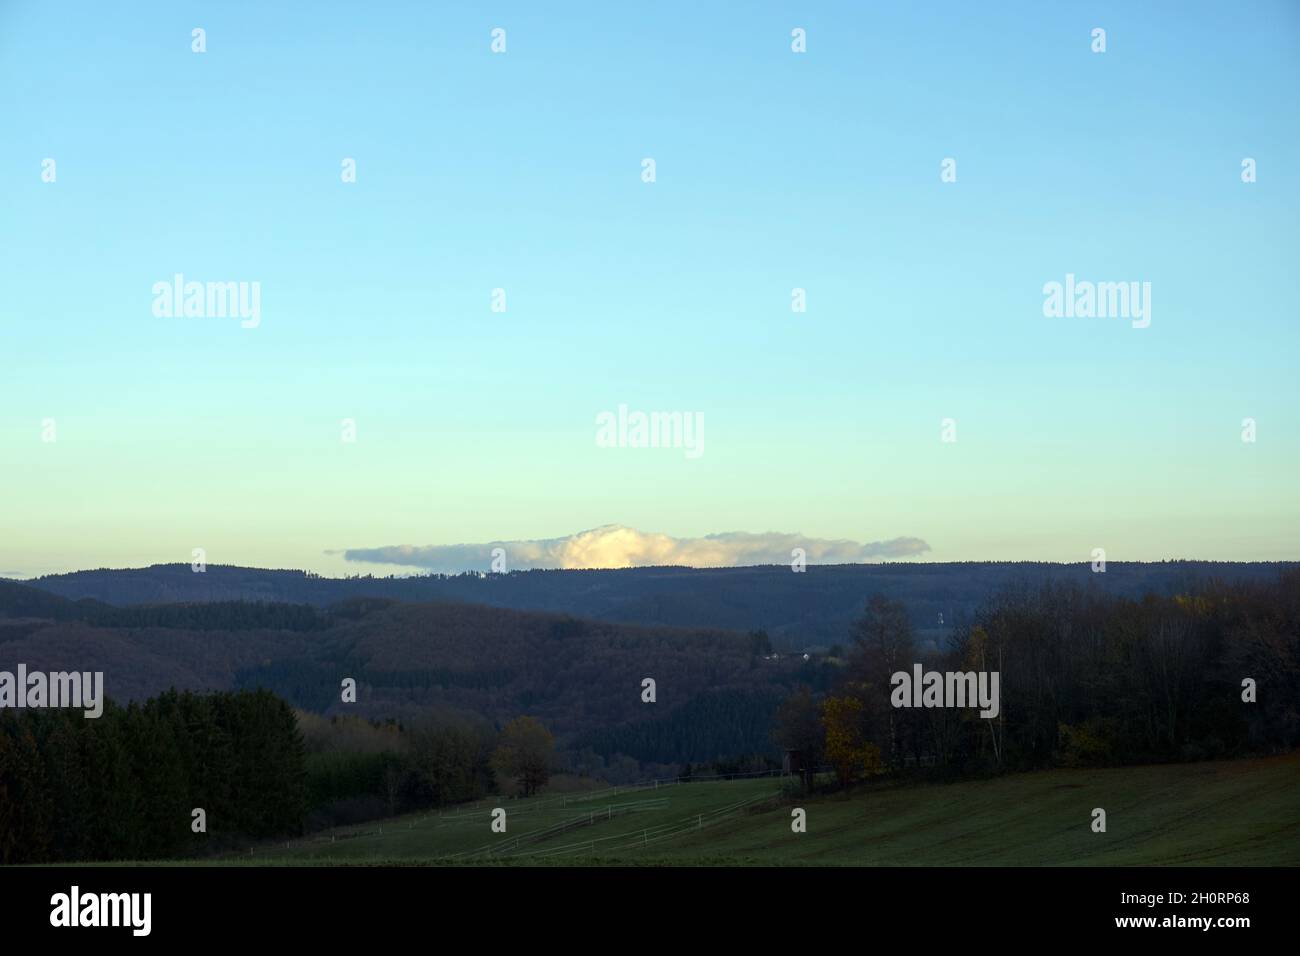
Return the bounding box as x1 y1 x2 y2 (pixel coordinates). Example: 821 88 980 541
241 753 1300 866
0 579 809 757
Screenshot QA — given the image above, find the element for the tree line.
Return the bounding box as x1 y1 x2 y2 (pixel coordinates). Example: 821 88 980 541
0 689 305 864
774 570 1300 787
299 712 558 828
1 687 564 862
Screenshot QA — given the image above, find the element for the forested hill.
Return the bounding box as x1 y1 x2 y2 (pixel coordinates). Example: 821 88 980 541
0 578 326 631
21 561 1297 649
0 579 810 757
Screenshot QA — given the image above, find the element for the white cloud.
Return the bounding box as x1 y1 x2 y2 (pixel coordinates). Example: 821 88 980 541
342 525 930 572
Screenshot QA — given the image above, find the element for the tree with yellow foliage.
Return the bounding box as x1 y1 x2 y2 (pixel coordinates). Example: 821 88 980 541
820 695 882 786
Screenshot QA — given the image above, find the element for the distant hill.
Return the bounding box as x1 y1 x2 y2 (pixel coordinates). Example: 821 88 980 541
0 579 811 761
20 561 1297 649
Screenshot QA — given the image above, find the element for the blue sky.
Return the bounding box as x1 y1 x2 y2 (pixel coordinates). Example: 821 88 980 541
1 1 1297 576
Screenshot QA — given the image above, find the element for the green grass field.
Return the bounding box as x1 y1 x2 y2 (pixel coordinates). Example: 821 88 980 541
229 752 1299 866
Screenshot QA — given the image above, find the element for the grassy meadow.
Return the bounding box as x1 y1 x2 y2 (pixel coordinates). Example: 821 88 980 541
218 753 1299 866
